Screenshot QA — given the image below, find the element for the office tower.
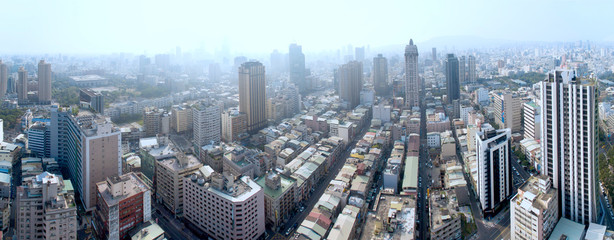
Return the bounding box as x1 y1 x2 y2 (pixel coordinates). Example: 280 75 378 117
459 56 466 84
50 107 122 211
289 43 306 93
493 93 523 133
373 54 389 96
476 125 512 217
192 101 222 146
446 54 460 103
94 172 152 240
222 107 247 143
37 60 52 104
144 108 163 137
0 60 7 99
184 168 265 240
155 154 202 216
432 48 437 61
208 63 221 82
540 70 597 224
27 122 51 158
468 55 477 82
239 61 267 133
18 67 28 102
171 105 192 133
355 46 365 62
79 88 104 114
15 172 77 240
139 55 151 74
524 102 541 140
405 39 420 108
338 61 363 109
511 175 559 240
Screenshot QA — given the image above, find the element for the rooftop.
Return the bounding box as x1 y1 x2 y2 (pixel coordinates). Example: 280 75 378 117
256 173 296 200
548 217 585 240
430 189 460 231
97 172 151 207
361 194 416 240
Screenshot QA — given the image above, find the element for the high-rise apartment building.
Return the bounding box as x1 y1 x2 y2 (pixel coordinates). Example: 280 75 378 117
289 44 306 93
0 60 7 100
493 93 523 133
459 56 466 84
144 108 163 137
193 101 221 146
468 55 477 83
208 63 221 82
355 46 365 62
540 70 597 224
524 102 541 140
432 47 437 61
476 125 512 217
338 61 363 109
221 107 247 143
171 105 192 133
15 172 77 240
155 154 202 216
18 67 28 102
38 60 52 104
50 107 122 211
184 168 265 240
511 175 559 240
94 172 152 240
446 54 460 103
239 61 267 133
373 54 389 96
405 39 420 108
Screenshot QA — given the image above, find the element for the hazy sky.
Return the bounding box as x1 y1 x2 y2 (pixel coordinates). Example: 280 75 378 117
1 0 612 55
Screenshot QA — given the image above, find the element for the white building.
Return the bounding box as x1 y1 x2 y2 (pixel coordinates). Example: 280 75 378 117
426 132 441 148
460 105 473 126
373 103 391 123
475 88 489 105
540 70 597 224
193 101 222 147
184 167 265 240
523 102 541 140
511 175 558 240
476 125 512 217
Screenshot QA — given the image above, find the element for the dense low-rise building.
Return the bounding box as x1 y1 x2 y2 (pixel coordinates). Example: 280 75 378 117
429 189 462 240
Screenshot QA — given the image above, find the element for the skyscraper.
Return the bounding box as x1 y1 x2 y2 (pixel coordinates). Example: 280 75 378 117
459 56 466 84
0 60 7 100
239 61 267 133
338 61 363 109
373 54 389 96
432 48 437 61
192 100 222 146
38 60 52 104
446 54 460 103
468 55 477 83
476 125 512 217
404 39 420 108
18 67 28 102
289 43 306 93
540 70 597 224
355 46 365 62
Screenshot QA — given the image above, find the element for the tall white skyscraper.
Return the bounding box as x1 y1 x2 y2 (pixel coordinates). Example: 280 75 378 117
540 70 597 224
192 100 222 147
476 125 512 217
37 60 52 104
404 39 419 108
